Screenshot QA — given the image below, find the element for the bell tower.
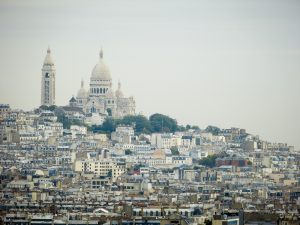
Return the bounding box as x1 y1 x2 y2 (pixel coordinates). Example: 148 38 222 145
41 47 56 106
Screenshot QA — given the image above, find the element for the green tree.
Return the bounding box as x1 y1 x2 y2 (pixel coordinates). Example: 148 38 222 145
191 125 200 130
149 113 178 133
205 125 221 135
48 105 57 111
121 115 152 134
170 146 180 155
55 107 84 129
133 164 145 171
101 117 117 133
198 155 217 168
125 149 133 155
204 219 212 225
177 125 186 132
56 113 71 129
39 105 49 110
106 108 112 116
90 125 108 134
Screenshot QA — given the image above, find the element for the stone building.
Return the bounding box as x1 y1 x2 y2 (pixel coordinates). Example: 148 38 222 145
74 49 135 118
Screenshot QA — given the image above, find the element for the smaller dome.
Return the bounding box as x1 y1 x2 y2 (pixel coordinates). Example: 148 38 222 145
77 88 87 99
115 81 124 98
77 80 88 99
43 47 54 65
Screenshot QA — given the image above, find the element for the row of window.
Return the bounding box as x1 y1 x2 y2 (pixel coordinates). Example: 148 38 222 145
133 210 191 217
91 87 108 94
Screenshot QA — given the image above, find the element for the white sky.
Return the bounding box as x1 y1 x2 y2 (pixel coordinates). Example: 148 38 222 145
0 0 299 149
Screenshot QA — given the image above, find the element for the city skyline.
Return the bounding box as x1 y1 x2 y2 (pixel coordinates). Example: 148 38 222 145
0 0 299 149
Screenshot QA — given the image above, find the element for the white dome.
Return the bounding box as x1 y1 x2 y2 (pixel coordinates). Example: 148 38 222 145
115 81 124 98
77 80 88 98
91 50 111 80
77 88 88 99
43 47 54 65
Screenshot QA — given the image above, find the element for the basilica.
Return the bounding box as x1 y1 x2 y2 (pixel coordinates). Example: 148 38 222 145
74 49 135 118
41 48 135 119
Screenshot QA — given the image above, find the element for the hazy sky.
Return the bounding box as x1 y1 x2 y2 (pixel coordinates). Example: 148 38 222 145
0 0 299 149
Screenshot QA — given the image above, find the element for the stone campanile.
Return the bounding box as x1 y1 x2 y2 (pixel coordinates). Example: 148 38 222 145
41 47 56 106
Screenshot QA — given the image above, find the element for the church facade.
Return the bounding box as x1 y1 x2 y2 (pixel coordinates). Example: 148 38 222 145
74 49 135 118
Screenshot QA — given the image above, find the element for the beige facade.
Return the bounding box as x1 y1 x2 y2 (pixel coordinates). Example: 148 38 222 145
74 158 125 181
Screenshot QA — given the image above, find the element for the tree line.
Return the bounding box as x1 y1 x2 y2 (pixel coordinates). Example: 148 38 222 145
38 105 219 134
90 113 186 134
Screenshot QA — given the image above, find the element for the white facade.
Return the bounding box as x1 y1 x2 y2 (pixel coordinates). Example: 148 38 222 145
70 125 87 139
151 133 173 149
111 125 135 144
41 48 55 106
85 113 106 126
74 158 126 181
116 125 134 136
74 49 135 118
37 122 63 139
133 144 153 155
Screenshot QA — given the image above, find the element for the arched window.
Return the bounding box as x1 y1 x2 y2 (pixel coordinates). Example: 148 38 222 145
97 88 99 93
100 88 102 93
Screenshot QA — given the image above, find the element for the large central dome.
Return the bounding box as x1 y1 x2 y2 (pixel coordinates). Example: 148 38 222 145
91 50 111 80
